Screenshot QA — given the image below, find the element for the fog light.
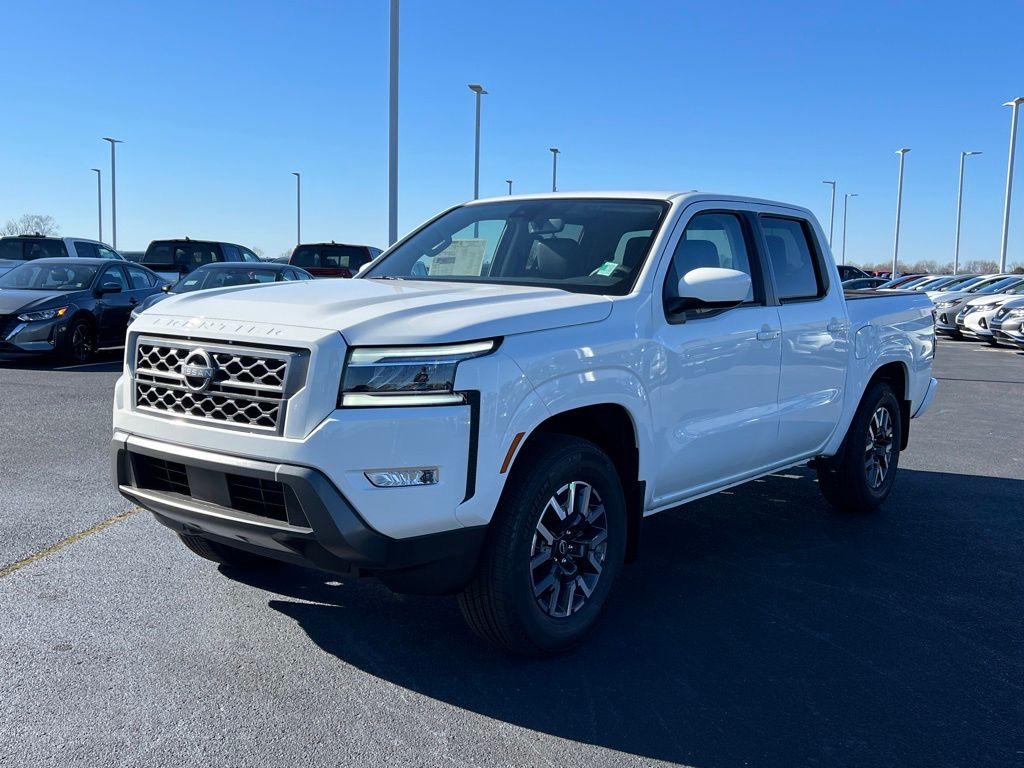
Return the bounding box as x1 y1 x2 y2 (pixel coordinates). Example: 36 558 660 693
364 468 439 488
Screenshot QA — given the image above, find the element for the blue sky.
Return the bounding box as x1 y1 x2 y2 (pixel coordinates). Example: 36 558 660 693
3 0 1023 267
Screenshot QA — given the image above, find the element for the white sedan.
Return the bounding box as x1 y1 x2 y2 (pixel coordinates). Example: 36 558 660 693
955 281 1024 342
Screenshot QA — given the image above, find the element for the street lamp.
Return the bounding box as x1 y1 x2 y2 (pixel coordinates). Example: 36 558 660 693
102 137 123 249
505 179 513 195
841 193 858 265
292 172 301 245
91 168 102 242
549 147 560 192
387 0 399 245
954 151 982 274
998 97 1024 272
822 180 837 248
468 84 487 200
892 148 911 276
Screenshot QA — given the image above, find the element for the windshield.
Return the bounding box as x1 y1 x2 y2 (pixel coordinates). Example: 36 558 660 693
291 245 370 270
175 267 280 292
914 276 954 290
0 238 68 262
972 276 1020 293
364 199 669 295
936 275 981 291
0 262 98 290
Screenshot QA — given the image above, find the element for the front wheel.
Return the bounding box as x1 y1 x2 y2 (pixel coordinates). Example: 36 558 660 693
816 380 902 513
458 435 627 656
61 317 95 363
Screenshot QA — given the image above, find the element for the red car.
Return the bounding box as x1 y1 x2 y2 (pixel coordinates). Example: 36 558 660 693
288 242 382 278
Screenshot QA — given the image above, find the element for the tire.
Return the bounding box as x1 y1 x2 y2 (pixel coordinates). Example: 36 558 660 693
60 316 96 363
458 434 627 656
816 380 902 513
985 337 1000 347
177 533 276 569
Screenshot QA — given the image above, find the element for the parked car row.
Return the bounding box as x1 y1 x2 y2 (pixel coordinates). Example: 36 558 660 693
0 233 381 363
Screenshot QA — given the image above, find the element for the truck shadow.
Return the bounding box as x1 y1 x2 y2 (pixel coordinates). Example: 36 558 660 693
225 468 1024 767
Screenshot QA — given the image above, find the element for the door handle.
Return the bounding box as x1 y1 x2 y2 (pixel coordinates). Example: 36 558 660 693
128 298 138 306
827 318 847 335
756 329 780 341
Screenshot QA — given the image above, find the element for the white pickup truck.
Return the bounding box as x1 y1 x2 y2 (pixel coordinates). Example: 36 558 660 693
113 192 937 655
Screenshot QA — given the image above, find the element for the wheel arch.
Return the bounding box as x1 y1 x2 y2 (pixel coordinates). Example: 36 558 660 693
507 403 646 563
866 360 911 450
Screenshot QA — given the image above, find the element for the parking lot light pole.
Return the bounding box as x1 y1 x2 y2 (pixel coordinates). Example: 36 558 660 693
388 0 399 246
549 147 560 192
506 179 513 195
292 172 301 245
102 138 123 249
468 85 487 200
892 148 910 276
822 180 836 248
91 168 102 242
954 151 982 274
999 97 1024 273
842 193 857 265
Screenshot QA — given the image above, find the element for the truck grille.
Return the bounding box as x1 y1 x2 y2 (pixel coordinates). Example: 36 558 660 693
133 337 306 434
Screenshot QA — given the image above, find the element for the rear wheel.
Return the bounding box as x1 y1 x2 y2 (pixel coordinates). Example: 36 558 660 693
458 435 626 656
816 380 902 513
985 337 1000 346
177 533 276 569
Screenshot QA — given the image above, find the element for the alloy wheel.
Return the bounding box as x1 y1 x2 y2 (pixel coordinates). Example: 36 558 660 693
530 480 608 618
71 323 94 361
864 405 895 489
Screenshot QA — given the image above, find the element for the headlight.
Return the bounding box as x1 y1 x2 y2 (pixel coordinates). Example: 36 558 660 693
17 306 68 322
338 339 496 407
1008 309 1024 318
936 299 962 309
974 303 997 312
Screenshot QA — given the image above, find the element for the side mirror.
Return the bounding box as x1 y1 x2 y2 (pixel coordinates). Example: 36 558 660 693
96 282 123 295
160 283 173 293
671 267 751 314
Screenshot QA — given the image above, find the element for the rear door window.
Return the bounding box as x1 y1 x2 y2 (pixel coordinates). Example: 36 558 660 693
96 245 122 260
222 245 241 262
8 239 69 260
760 216 827 302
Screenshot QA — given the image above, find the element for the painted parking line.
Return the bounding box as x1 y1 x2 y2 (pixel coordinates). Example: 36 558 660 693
0 508 139 579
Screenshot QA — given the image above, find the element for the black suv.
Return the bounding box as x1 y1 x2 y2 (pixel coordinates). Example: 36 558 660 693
140 239 262 281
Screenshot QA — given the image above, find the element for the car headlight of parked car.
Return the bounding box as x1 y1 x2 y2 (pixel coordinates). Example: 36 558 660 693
974 303 998 312
338 340 496 407
935 299 963 309
17 306 68 322
1007 308 1024 318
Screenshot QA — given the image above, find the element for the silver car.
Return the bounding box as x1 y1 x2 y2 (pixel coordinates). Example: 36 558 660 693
989 296 1024 348
933 275 1023 338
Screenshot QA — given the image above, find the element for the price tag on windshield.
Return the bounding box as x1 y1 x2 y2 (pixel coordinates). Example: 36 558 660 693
428 239 486 277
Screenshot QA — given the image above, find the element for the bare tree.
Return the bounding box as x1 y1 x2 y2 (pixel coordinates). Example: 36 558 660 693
0 214 60 237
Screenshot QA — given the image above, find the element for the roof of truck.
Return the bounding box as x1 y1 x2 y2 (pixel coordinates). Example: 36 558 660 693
468 190 806 210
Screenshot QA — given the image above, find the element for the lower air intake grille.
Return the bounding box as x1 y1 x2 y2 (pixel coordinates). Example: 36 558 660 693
226 474 288 522
134 454 190 496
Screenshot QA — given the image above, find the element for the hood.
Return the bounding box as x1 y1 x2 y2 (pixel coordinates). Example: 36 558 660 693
964 293 1019 308
996 296 1024 311
143 278 613 345
0 289 74 315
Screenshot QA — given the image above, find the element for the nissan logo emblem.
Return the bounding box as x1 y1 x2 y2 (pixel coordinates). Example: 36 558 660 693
180 348 216 393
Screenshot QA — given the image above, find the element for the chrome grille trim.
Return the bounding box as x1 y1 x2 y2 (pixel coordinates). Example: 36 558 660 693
132 336 307 435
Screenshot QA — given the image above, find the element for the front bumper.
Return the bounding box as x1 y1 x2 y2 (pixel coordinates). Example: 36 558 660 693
0 315 67 356
113 432 486 594
934 309 964 334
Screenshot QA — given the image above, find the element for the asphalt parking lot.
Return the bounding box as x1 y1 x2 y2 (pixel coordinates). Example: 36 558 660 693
1 340 1022 768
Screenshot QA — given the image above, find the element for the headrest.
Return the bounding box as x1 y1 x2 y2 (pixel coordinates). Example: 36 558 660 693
622 238 649 270
678 239 720 270
534 238 585 278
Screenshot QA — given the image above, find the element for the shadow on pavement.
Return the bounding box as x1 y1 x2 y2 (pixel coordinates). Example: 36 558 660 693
0 348 123 372
226 468 1023 768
